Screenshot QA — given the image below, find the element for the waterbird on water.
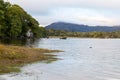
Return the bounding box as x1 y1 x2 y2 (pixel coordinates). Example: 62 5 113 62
89 47 92 48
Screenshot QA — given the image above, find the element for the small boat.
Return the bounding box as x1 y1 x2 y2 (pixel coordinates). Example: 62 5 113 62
46 36 49 39
60 37 67 39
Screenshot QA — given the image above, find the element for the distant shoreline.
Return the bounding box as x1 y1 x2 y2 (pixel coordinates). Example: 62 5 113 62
47 36 120 39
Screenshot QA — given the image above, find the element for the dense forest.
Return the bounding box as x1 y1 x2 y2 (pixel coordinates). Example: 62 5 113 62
0 0 47 39
47 29 120 38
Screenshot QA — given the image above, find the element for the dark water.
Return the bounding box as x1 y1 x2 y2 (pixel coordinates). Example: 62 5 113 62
1 38 120 80
0 39 35 46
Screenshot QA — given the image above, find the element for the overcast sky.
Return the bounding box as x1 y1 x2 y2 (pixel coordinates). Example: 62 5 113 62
5 0 120 26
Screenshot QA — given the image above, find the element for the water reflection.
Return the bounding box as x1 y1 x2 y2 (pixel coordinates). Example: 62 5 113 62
0 38 36 47
25 38 34 47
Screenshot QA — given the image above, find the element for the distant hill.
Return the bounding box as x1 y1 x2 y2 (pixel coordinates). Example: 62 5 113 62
45 22 120 32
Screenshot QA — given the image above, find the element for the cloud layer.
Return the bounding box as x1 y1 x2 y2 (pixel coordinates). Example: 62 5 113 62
6 0 120 26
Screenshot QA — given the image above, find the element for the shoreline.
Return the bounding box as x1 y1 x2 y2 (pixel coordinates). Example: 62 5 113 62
48 36 120 39
0 44 61 74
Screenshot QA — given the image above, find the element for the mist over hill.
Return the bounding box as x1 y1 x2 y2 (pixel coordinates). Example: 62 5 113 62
45 22 120 32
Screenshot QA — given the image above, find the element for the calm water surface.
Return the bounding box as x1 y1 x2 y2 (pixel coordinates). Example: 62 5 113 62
1 38 120 80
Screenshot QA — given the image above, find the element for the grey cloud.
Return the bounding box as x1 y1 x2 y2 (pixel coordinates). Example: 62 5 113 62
8 0 120 11
6 0 120 26
7 0 120 16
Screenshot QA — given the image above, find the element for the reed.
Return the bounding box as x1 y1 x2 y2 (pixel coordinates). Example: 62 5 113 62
0 44 60 74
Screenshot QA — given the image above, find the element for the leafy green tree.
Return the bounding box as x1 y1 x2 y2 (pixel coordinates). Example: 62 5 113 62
0 0 5 36
5 5 22 38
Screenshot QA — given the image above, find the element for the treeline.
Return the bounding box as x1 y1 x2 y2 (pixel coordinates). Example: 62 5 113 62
47 29 120 38
0 0 47 39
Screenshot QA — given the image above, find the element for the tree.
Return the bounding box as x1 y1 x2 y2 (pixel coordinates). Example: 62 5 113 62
5 5 22 38
0 0 5 36
0 1 44 38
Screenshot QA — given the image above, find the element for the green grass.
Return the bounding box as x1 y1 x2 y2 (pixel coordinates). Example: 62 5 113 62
0 44 61 74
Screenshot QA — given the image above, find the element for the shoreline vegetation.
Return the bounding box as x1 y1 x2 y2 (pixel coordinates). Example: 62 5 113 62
0 44 61 74
48 36 120 39
47 29 120 38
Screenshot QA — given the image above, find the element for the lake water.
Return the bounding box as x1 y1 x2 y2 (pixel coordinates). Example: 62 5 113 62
1 38 120 80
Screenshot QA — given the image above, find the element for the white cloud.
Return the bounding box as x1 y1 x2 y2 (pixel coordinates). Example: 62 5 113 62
7 0 120 11
5 0 120 26
33 8 120 26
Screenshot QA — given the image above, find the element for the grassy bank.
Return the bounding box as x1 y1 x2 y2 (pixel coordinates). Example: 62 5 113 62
0 44 60 74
